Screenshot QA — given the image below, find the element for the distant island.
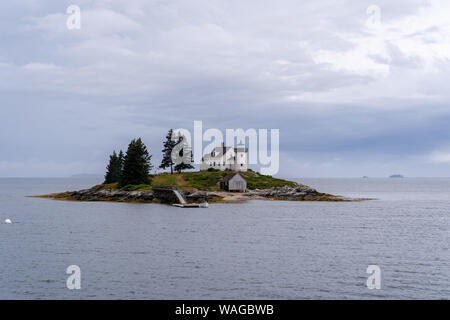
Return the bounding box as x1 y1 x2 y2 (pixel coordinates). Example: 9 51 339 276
34 133 368 204
389 174 404 178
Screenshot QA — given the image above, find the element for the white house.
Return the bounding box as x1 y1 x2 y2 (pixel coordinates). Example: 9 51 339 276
200 142 247 172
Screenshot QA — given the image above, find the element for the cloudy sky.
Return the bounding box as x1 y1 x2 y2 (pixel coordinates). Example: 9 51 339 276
1 0 450 177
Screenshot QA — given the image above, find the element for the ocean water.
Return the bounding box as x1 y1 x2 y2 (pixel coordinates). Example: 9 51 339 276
0 177 449 300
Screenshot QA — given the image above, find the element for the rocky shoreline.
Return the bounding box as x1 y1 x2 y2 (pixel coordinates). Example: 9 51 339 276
34 185 362 203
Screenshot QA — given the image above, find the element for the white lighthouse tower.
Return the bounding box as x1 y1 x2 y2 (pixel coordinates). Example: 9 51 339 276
234 141 247 171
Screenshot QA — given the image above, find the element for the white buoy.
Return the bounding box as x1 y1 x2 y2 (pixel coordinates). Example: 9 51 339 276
5 219 12 224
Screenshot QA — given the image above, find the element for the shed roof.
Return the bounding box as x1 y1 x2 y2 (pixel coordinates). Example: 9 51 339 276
220 172 245 183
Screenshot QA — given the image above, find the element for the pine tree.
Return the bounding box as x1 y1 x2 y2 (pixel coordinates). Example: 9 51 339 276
120 138 153 186
173 134 195 173
174 151 194 173
159 129 177 174
104 151 122 184
118 150 124 172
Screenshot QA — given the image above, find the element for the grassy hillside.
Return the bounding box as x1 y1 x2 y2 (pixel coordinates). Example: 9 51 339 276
93 170 299 191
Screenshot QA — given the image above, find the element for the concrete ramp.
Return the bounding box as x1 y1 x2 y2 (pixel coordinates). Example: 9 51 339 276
173 189 187 204
172 190 208 208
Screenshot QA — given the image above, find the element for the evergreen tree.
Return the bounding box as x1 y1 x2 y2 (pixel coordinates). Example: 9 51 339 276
173 134 195 173
118 150 124 172
104 151 122 184
120 138 153 186
159 129 177 174
174 151 194 173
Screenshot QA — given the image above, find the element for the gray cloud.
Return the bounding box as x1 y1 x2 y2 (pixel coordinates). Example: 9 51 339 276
1 0 450 177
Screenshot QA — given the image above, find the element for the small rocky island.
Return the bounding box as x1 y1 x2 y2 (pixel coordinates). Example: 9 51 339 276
35 136 363 204
36 170 356 204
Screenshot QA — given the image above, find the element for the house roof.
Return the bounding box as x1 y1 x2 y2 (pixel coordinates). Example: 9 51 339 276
203 146 233 160
203 147 248 161
220 172 245 183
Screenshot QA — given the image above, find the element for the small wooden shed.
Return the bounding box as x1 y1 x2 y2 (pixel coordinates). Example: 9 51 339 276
220 173 247 192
